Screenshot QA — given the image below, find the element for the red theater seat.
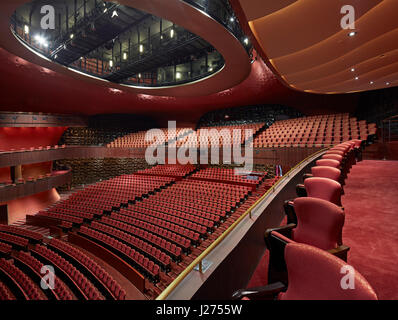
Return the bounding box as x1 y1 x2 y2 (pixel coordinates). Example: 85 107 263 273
232 243 377 300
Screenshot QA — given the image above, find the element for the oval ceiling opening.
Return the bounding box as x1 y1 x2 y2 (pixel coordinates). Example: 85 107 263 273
11 0 227 87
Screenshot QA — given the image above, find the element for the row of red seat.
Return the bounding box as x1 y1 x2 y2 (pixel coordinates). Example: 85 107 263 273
78 226 160 282
0 241 12 255
48 238 126 300
15 251 73 300
0 225 44 242
109 212 191 252
90 221 171 270
32 245 104 300
0 144 66 153
0 232 29 249
0 258 44 300
100 216 182 260
0 281 13 300
233 139 378 300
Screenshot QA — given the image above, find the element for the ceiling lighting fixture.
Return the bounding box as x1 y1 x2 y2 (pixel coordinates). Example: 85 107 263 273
70 34 74 39
24 25 29 34
170 29 174 38
34 35 48 47
139 44 143 53
104 8 108 13
355 76 359 80
123 52 127 60
351 68 355 72
208 67 213 72
111 10 118 18
176 72 181 79
348 31 357 37
230 17 234 22
138 73 142 78
386 82 390 85
370 81 374 84
244 37 249 45
109 60 113 67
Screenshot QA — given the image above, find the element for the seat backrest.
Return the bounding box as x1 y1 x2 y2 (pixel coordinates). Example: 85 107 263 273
325 150 344 156
304 177 342 205
316 159 340 168
311 166 341 182
292 197 344 250
279 243 378 300
322 154 343 162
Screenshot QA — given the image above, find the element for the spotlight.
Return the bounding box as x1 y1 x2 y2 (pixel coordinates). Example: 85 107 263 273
355 76 359 80
386 82 390 85
70 34 74 39
370 81 374 84
351 68 355 72
34 34 48 47
230 17 234 22
348 31 356 37
138 73 142 78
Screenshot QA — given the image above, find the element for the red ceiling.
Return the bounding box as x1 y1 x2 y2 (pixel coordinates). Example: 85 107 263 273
0 46 360 122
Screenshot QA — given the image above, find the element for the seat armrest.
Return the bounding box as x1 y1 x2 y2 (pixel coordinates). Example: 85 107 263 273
303 173 313 181
232 282 286 300
296 184 307 197
264 224 296 243
283 199 297 224
328 245 350 262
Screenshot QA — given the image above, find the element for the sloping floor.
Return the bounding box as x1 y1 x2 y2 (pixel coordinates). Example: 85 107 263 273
248 160 398 300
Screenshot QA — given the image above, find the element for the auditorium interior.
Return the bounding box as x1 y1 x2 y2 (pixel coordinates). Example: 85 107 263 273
0 0 397 301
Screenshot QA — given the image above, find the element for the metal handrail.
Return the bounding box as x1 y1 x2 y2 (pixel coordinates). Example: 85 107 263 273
156 148 328 300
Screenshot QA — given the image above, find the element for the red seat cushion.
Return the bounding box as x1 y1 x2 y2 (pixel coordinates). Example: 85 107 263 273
279 243 378 300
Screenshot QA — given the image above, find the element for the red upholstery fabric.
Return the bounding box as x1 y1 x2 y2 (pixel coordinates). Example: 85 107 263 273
304 177 342 206
316 159 340 168
278 243 378 300
291 197 344 250
311 166 341 182
324 150 344 156
322 154 343 162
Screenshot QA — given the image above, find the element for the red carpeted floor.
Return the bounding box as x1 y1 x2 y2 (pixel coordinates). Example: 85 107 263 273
247 160 398 300
341 160 398 300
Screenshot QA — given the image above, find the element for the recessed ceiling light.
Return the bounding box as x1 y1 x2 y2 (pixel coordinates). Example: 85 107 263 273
386 82 390 85
351 68 355 72
348 31 357 37
370 81 374 84
355 76 359 80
